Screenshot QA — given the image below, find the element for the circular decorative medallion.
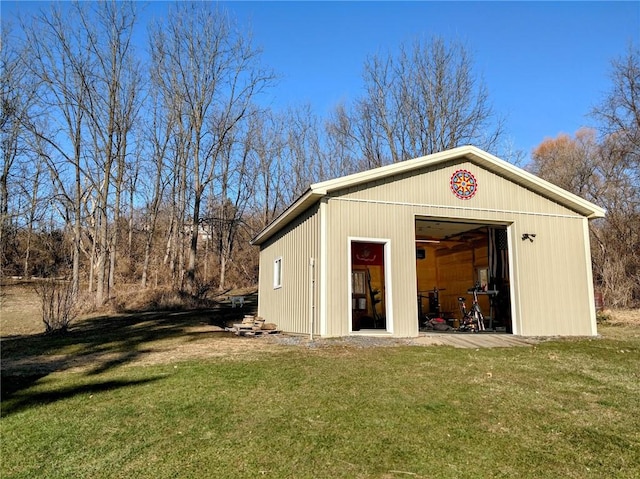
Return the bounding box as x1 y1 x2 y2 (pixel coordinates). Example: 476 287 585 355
450 169 478 200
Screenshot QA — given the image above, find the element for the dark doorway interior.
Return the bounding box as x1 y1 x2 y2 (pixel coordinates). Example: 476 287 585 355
351 241 387 331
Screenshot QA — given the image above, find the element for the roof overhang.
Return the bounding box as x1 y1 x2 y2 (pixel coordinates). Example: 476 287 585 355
250 189 324 245
251 145 606 246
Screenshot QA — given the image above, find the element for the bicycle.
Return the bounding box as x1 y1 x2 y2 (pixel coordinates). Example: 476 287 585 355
457 284 485 332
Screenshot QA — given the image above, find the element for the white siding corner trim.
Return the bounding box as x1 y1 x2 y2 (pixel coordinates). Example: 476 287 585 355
319 199 328 336
506 225 520 335
583 218 598 336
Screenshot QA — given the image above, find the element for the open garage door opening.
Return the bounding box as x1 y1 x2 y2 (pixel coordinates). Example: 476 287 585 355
415 218 512 333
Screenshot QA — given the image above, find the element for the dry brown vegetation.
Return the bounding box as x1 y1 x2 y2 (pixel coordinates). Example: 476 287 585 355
0 280 258 336
0 282 42 336
600 309 640 326
596 308 640 341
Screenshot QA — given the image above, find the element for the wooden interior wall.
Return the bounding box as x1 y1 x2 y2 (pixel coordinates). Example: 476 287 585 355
416 246 438 291
415 239 490 319
437 247 473 315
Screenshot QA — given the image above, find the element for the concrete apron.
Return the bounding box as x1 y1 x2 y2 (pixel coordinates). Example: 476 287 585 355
414 333 539 349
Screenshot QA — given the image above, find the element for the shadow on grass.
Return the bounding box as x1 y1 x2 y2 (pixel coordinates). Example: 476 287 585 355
1 377 163 417
1 294 257 413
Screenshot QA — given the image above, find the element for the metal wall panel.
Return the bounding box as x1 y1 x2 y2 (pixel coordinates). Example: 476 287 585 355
338 160 579 218
321 160 596 337
509 215 594 336
324 200 419 337
260 159 597 337
258 204 320 335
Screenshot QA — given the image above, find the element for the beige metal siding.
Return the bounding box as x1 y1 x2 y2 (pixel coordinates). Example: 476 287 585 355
340 160 579 218
510 216 594 336
324 199 421 337
322 160 596 337
258 157 598 338
258 204 320 335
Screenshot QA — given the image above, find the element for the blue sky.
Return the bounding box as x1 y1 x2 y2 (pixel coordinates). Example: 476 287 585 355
4 1 639 161
221 1 639 158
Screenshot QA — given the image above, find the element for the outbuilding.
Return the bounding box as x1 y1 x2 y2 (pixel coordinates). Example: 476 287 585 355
251 146 605 338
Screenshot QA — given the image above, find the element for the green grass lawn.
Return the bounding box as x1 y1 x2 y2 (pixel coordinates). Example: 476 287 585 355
2 323 639 478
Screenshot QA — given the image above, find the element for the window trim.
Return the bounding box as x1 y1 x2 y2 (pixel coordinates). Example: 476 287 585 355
273 256 283 289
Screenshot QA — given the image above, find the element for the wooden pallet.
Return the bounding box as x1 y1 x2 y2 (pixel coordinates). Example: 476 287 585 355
225 315 280 336
236 329 281 337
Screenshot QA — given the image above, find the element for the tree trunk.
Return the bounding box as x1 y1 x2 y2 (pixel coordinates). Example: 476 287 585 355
22 161 42 279
186 184 203 293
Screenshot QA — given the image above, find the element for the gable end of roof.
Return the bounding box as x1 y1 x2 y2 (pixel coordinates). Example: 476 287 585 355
251 146 605 245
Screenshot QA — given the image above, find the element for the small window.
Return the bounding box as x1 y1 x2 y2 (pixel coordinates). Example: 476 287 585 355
273 257 282 289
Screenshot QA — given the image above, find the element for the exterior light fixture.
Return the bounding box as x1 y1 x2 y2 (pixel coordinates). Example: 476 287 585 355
522 233 536 242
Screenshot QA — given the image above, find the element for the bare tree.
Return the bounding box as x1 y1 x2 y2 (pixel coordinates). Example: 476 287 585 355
107 47 143 294
591 44 640 169
1 21 41 277
284 105 326 197
19 148 45 278
19 2 141 305
324 103 362 178
20 3 95 296
149 2 273 294
77 1 140 305
244 105 333 237
248 111 287 228
209 114 260 290
589 44 640 307
327 36 504 167
139 90 174 288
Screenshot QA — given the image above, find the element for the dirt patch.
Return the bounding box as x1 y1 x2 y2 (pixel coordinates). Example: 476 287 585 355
1 316 282 376
1 326 412 376
3 282 638 377
1 281 269 376
3 332 285 375
129 330 290 368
